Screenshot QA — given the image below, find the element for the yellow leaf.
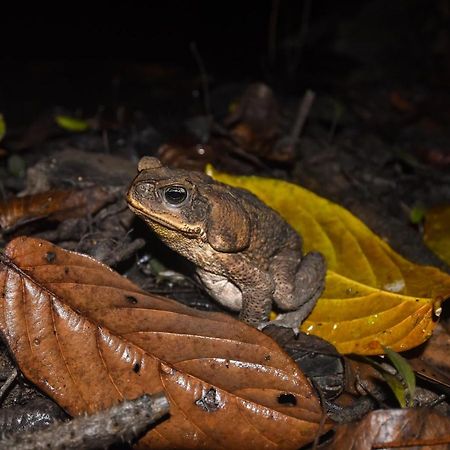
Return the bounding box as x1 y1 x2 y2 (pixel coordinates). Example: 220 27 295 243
424 205 450 266
207 166 450 355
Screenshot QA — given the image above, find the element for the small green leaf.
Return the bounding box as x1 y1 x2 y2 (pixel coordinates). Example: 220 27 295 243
55 115 89 132
410 204 426 224
363 350 416 408
383 347 416 407
383 372 409 407
0 114 6 142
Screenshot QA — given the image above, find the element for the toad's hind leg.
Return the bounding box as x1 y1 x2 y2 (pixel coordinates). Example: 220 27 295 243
271 251 326 329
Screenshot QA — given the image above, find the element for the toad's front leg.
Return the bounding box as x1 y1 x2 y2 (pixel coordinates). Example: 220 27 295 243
232 264 275 328
197 262 275 328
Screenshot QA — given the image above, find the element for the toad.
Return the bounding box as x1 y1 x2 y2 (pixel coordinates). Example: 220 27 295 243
127 157 326 329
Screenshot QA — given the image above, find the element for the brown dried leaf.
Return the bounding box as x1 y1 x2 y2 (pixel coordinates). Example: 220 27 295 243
328 408 450 450
0 188 113 233
0 237 326 449
408 324 450 391
224 83 286 161
157 139 219 172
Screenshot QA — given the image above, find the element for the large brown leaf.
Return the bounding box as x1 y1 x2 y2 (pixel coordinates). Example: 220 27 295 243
0 237 325 449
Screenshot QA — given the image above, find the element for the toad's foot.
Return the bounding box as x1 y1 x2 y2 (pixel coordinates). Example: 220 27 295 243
270 283 323 333
292 252 326 309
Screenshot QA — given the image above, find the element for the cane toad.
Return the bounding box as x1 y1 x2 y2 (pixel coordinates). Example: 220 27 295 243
127 157 326 329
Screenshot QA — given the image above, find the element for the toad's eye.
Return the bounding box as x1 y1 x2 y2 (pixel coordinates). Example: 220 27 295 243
163 186 188 205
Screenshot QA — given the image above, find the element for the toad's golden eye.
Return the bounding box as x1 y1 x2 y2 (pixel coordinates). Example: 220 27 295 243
163 186 188 205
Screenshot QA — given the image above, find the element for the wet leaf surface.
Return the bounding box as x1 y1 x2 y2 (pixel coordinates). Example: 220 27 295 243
327 408 450 450
208 168 450 354
0 237 326 449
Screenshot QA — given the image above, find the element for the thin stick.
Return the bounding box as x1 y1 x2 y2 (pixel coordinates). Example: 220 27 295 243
0 368 17 403
190 41 211 117
0 392 169 450
290 89 316 144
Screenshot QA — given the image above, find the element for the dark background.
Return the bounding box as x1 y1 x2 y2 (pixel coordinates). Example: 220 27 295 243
1 0 449 125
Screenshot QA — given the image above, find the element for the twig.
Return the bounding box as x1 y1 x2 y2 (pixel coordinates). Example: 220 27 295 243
0 392 169 450
286 89 316 159
290 89 316 145
190 41 211 117
0 369 17 403
101 238 146 267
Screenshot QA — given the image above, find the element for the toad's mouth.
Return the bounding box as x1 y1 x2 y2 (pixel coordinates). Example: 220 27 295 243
127 202 202 237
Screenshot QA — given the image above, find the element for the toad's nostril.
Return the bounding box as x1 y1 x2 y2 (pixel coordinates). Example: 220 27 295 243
137 183 151 195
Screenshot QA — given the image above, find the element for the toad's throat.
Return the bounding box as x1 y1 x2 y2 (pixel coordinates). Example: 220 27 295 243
128 203 202 237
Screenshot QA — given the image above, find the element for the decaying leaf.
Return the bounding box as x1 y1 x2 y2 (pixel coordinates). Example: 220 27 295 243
0 237 326 449
0 188 114 233
207 167 450 355
424 205 450 266
224 84 281 159
328 408 450 450
408 323 450 391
